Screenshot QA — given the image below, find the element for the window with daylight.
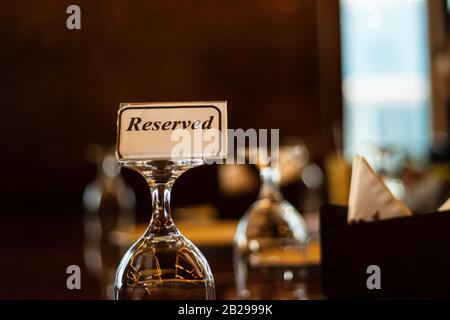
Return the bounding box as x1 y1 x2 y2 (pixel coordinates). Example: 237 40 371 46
341 0 431 164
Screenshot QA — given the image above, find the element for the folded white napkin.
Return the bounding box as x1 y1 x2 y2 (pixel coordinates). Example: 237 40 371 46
439 198 450 211
348 156 412 223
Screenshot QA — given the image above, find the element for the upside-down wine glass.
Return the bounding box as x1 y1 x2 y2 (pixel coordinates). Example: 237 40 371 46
114 159 215 300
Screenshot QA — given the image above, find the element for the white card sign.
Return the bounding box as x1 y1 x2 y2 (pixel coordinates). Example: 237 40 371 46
117 101 227 160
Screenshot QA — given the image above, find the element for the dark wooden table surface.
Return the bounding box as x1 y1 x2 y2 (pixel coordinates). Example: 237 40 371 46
0 213 323 299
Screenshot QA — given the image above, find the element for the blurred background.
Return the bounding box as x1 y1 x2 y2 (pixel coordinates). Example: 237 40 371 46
0 0 448 299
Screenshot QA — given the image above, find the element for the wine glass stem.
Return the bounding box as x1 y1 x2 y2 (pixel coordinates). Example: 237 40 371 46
147 183 177 236
259 167 280 199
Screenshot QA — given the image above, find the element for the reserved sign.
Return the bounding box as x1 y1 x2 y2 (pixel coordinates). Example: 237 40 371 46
117 101 227 160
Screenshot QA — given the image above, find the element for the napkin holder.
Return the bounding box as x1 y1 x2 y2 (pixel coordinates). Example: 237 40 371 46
320 204 450 299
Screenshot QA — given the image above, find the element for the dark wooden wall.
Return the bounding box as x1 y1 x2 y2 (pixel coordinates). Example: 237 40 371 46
0 0 341 214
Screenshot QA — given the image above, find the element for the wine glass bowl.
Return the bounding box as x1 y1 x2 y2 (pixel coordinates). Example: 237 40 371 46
115 228 215 300
234 196 309 300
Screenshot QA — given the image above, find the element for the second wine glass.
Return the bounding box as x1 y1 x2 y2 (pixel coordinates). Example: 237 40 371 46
234 149 309 299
